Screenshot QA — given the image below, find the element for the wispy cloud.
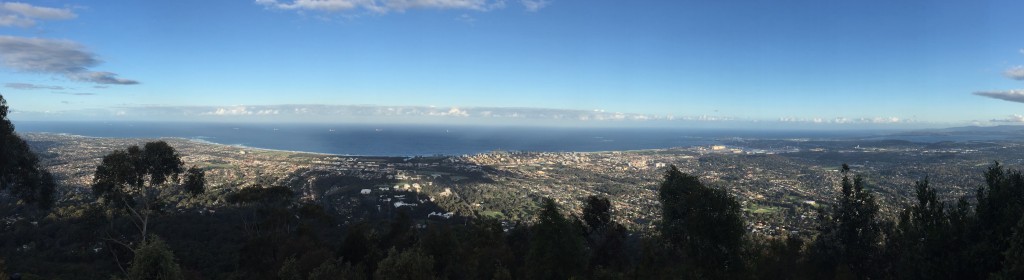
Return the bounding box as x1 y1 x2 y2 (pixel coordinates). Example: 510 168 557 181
0 36 138 85
1006 66 1024 80
5 82 63 90
40 104 922 127
991 114 1024 123
778 116 913 124
974 90 1024 103
107 104 673 121
256 0 545 14
455 13 475 24
0 2 75 28
53 92 96 96
521 0 549 12
201 106 281 116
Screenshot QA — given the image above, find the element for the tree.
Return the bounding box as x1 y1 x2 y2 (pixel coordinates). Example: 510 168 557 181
658 165 745 277
582 195 612 233
748 235 805 280
807 164 883 279
582 195 628 273
971 162 1024 278
128 236 184 280
525 198 587 280
995 216 1024 279
91 141 203 243
278 258 302 280
308 258 366 280
418 224 460 279
374 248 435 280
0 258 7 280
0 94 55 209
887 178 967 279
456 218 515 280
182 166 206 196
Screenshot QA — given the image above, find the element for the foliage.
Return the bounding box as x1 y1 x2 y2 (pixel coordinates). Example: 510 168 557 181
308 258 366 280
128 236 184 280
806 164 883 279
583 195 612 232
994 216 1024 279
91 141 207 247
0 94 55 209
374 248 435 280
0 258 7 280
524 198 587 280
658 165 746 277
885 178 973 279
182 166 206 196
225 185 295 205
91 141 186 208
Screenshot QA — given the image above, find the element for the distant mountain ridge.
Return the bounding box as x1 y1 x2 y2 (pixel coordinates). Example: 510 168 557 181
890 125 1024 137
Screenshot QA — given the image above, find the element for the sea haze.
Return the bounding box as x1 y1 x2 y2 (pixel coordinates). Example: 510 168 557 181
8 121 954 156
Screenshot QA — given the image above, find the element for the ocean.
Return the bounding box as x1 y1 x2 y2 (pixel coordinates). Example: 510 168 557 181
13 121 890 156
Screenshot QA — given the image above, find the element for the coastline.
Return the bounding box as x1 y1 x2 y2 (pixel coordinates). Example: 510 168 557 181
21 131 705 158
23 132 342 157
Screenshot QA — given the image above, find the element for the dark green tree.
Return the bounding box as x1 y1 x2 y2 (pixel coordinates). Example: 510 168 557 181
457 218 515 280
971 162 1024 278
887 178 969 279
583 195 612 233
308 258 366 280
807 164 883 279
0 94 55 209
278 258 303 280
0 258 7 280
582 195 628 274
525 198 587 280
994 216 1024 279
128 236 184 280
658 165 745 277
182 166 206 196
418 224 460 279
374 248 435 280
91 141 203 242
748 235 805 280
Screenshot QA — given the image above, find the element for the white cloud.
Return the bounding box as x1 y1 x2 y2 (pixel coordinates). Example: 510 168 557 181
1006 66 1024 81
521 0 549 12
202 106 281 116
256 0 541 13
991 114 1024 123
455 13 475 23
777 116 911 124
0 2 75 28
441 107 469 117
17 103 944 126
0 36 138 85
974 90 1024 103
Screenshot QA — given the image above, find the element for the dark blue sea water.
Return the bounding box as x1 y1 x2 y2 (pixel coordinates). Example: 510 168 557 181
10 121 900 156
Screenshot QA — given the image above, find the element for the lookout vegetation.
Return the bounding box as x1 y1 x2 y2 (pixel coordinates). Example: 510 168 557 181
3 94 1024 279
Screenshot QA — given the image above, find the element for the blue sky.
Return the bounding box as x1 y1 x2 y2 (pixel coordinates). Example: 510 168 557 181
1 0 1024 127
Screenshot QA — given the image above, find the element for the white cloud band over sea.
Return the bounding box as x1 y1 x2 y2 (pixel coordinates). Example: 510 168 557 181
7 104 934 129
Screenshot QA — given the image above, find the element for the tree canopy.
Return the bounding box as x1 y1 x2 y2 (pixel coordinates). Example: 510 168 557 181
658 165 746 277
0 94 55 209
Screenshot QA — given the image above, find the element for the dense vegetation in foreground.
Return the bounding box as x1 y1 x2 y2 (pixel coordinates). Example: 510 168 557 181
4 95 1024 279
